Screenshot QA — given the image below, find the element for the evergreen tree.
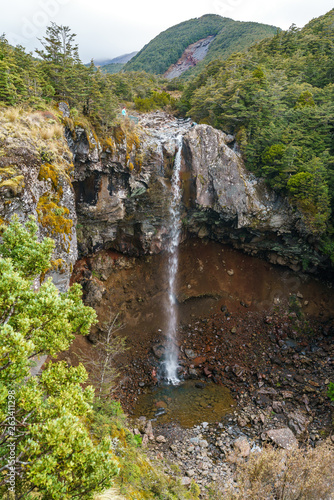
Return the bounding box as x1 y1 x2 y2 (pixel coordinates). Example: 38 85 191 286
36 23 82 103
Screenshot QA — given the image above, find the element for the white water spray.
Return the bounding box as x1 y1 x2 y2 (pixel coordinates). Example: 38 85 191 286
164 135 183 384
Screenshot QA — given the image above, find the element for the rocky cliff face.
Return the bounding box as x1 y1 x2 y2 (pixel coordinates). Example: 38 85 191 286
182 125 321 272
0 108 77 291
68 112 328 273
0 107 327 281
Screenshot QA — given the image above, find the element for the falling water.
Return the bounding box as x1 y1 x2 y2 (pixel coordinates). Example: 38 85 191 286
156 140 164 175
164 134 183 384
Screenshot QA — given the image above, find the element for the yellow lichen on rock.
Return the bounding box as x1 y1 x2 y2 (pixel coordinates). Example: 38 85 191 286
102 136 116 154
37 192 72 237
38 163 63 193
0 174 25 196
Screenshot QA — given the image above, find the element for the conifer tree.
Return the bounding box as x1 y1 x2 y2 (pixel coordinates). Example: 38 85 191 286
36 23 82 103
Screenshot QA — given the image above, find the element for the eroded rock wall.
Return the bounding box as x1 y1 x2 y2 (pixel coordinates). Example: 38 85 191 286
67 112 329 273
2 109 326 279
182 125 324 272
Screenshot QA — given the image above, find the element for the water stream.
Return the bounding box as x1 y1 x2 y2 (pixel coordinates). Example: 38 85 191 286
163 134 183 384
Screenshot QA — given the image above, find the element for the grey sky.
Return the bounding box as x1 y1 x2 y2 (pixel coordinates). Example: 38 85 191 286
3 0 333 63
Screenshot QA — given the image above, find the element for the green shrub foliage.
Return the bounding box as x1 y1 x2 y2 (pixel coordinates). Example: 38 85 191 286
0 216 118 499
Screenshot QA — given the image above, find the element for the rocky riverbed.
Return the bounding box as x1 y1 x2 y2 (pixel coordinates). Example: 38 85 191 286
125 305 334 496
62 238 334 497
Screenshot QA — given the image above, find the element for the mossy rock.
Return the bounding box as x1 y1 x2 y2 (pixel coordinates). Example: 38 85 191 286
0 174 25 196
37 192 73 240
0 166 17 181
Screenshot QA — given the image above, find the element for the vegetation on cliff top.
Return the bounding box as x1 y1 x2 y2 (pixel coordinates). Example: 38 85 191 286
2 14 334 247
123 14 277 75
1 12 334 251
0 26 169 132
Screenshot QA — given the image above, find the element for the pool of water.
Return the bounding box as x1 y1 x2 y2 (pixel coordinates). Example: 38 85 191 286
132 379 235 428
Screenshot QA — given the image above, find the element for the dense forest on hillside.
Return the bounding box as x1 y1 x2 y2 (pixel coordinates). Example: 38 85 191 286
100 62 126 74
179 9 334 247
179 20 279 79
124 14 277 75
0 25 168 132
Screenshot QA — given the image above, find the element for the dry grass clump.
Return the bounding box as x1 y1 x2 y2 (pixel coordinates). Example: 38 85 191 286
94 489 126 500
3 106 22 122
38 122 64 141
223 439 334 500
0 106 71 173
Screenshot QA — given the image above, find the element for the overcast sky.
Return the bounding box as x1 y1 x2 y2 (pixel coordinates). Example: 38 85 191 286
3 0 333 63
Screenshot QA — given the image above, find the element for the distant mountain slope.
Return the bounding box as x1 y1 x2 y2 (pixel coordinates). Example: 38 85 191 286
164 35 215 79
88 52 138 74
100 62 125 74
186 20 280 77
124 14 278 76
95 51 138 66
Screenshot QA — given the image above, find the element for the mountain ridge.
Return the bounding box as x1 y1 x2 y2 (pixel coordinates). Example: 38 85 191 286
93 51 138 66
123 14 278 76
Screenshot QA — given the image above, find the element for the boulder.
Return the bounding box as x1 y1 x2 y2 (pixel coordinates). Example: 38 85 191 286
181 477 192 487
287 411 310 438
141 434 149 448
184 349 197 359
152 344 165 359
265 428 298 449
234 437 251 458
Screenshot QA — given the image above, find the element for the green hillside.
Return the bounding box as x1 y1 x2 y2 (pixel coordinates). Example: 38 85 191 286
181 20 279 79
100 62 125 74
180 9 334 243
124 14 277 75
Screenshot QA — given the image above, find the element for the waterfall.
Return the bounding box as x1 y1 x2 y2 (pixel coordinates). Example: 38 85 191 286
164 134 183 384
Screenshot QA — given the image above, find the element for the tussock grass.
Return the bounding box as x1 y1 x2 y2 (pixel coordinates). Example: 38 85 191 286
39 123 64 140
3 106 22 122
0 106 71 176
222 439 334 500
